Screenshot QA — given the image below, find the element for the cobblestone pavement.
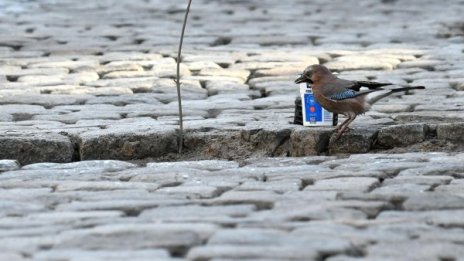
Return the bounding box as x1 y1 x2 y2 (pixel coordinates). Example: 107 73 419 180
1 0 464 260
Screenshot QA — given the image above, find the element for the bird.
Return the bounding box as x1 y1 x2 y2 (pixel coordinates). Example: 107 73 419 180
295 64 425 140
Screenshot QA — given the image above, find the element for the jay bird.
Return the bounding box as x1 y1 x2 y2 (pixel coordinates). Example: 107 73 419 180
295 64 425 140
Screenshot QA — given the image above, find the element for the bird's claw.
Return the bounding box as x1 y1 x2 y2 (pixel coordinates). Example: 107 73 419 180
342 127 352 133
333 127 352 141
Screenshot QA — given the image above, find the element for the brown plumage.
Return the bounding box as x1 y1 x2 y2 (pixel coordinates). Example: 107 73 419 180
295 64 425 140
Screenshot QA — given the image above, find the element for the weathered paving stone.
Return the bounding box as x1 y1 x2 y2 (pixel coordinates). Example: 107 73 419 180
436 123 464 143
187 245 319 261
78 126 178 160
57 223 217 250
435 179 464 196
289 127 332 156
377 123 427 148
157 185 222 199
0 160 20 172
324 55 400 71
377 209 464 228
211 191 279 210
0 133 73 165
329 128 378 154
22 160 136 171
140 205 256 223
305 177 380 193
365 241 464 261
402 193 464 211
33 249 173 261
55 181 160 192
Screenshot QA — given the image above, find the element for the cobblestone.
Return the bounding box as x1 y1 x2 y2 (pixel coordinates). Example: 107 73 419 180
1 0 464 260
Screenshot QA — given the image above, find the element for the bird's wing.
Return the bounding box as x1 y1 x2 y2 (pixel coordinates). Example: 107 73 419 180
319 78 391 100
353 81 392 90
330 89 383 101
318 78 357 97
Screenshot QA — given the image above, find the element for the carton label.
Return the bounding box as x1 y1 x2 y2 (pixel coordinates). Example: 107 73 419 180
300 83 336 126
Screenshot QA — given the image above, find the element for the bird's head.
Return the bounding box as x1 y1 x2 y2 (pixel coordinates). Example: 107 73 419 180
295 64 333 84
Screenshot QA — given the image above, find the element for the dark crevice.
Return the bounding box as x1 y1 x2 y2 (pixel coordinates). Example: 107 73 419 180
123 208 143 217
300 179 314 190
12 113 32 121
206 109 221 119
6 75 19 82
217 62 230 69
199 80 207 89
134 39 145 45
113 23 134 28
0 44 22 51
210 36 232 47
169 246 190 258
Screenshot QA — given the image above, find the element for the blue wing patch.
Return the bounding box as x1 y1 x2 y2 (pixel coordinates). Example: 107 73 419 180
330 90 357 100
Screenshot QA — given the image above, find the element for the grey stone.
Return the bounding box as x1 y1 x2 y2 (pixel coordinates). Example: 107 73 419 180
377 210 464 227
437 123 464 143
0 133 73 165
22 160 136 171
394 111 464 123
449 78 464 91
377 124 427 148
397 59 446 70
0 160 20 172
0 94 90 107
54 200 166 213
140 205 256 222
0 252 25 261
207 228 353 254
325 55 400 71
236 179 302 193
289 127 332 156
306 177 380 193
78 126 178 160
0 200 46 217
211 191 280 210
156 185 222 199
187 245 319 261
435 179 464 196
33 249 171 261
329 128 377 154
55 181 160 192
382 175 452 187
403 193 464 211
366 241 464 261
57 223 217 250
146 160 239 171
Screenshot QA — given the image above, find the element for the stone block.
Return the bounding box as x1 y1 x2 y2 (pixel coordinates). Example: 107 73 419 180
377 123 426 148
289 127 332 156
437 123 464 143
329 128 377 154
0 133 73 164
78 126 178 160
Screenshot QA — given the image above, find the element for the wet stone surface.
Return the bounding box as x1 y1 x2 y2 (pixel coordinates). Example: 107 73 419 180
0 0 464 260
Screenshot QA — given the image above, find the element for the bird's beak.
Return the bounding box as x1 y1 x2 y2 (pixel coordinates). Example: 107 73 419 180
295 74 306 84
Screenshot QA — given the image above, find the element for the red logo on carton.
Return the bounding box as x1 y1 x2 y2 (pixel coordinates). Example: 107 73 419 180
309 106 316 113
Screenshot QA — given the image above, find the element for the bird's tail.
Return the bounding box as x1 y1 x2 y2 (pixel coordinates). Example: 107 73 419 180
367 86 425 105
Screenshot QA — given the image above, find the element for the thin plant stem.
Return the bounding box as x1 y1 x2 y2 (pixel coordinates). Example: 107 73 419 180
176 0 192 154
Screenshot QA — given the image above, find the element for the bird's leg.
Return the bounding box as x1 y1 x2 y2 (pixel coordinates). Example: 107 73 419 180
335 115 357 140
334 117 350 132
342 126 352 133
